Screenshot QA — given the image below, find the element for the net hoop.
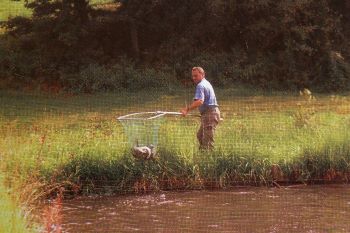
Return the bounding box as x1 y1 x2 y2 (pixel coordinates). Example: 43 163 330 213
116 111 198 149
117 112 166 121
117 111 188 121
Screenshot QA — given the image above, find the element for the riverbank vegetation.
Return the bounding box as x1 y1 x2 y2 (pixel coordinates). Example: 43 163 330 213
0 0 349 230
0 176 37 233
1 90 349 198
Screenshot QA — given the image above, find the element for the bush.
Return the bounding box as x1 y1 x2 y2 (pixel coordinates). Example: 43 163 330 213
69 64 123 93
64 61 175 93
0 0 349 92
123 65 170 91
0 36 41 89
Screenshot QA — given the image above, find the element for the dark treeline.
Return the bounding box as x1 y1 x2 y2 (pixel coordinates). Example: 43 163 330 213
0 0 349 93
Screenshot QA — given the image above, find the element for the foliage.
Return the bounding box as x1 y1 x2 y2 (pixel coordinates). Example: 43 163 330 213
65 62 173 93
0 0 349 92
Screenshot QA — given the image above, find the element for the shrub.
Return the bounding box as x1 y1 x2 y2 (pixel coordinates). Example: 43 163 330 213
64 61 176 93
70 64 123 93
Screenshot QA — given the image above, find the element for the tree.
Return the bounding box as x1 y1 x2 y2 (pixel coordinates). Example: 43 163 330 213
0 0 348 91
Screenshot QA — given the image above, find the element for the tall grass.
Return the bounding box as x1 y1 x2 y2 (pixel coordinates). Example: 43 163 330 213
1 89 350 197
0 176 37 233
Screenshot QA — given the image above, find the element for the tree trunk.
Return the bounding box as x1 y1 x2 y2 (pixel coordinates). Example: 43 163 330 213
129 18 139 61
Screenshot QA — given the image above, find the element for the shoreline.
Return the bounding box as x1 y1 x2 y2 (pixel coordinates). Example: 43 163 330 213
1 90 350 230
38 149 350 198
60 180 350 199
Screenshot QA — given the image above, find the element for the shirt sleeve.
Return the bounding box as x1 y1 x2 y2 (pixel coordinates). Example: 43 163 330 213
194 85 205 101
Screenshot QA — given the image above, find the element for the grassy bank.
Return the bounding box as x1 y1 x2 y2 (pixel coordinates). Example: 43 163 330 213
1 89 350 198
0 0 114 22
0 0 31 21
0 176 37 233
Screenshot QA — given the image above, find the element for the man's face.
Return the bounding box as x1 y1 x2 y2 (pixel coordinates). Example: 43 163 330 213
192 70 204 84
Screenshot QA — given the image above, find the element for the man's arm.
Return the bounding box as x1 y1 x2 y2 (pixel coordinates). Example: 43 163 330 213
180 99 203 116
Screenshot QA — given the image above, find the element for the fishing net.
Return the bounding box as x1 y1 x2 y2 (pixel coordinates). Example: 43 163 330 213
117 112 166 148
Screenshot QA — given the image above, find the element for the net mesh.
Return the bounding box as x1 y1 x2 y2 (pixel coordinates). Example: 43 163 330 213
117 112 165 147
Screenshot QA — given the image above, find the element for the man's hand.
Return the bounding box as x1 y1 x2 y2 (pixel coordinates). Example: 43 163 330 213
180 99 203 116
180 107 189 116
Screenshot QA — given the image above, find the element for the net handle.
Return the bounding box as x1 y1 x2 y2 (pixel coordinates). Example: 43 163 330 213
156 111 200 117
117 111 200 121
117 112 165 120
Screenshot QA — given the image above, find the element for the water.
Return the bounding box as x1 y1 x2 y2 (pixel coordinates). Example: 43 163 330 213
53 185 350 232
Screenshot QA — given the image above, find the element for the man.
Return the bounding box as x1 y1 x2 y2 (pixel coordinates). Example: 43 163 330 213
180 67 220 150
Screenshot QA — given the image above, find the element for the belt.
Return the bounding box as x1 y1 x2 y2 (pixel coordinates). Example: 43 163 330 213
201 106 219 115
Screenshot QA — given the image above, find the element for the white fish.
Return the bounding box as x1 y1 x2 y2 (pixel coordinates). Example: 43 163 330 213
132 144 156 160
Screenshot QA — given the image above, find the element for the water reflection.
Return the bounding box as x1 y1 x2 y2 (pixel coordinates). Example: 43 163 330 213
56 185 350 232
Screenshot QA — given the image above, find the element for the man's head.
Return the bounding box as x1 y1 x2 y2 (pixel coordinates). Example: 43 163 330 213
192 67 205 84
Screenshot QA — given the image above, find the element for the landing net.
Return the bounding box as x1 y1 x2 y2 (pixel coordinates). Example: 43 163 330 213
117 112 166 147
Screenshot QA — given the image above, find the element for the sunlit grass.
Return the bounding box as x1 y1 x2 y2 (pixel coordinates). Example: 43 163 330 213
0 0 31 21
0 176 37 233
0 0 114 22
1 89 350 196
